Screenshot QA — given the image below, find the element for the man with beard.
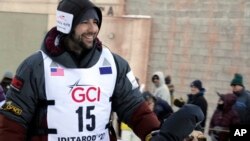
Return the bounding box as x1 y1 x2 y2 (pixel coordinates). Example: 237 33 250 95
230 73 250 125
0 0 204 141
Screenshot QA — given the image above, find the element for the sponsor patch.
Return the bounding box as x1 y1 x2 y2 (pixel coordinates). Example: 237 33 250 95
99 67 112 74
1 101 22 116
10 75 24 92
56 10 73 34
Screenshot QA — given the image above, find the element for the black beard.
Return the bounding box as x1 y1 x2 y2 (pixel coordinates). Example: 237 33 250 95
76 35 87 48
75 34 91 49
233 90 240 94
63 34 94 55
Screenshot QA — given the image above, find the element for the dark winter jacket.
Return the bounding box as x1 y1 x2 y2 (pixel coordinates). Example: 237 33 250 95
233 88 250 125
154 97 173 124
0 1 205 141
0 33 161 141
187 91 208 130
0 1 161 141
209 93 240 141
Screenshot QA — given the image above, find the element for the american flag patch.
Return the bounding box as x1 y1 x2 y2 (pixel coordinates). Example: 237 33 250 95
99 67 112 74
50 67 64 76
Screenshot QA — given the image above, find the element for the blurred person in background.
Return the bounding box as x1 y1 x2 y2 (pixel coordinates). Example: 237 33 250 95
230 73 250 125
165 75 175 106
0 71 13 94
209 93 240 141
142 91 173 124
143 91 206 141
152 71 171 105
174 79 208 133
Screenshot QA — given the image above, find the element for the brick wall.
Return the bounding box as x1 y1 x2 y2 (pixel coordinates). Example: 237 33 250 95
125 0 250 136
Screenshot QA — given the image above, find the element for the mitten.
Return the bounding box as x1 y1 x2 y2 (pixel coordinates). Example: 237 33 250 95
151 104 204 141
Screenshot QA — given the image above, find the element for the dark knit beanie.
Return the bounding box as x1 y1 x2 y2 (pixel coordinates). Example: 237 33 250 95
79 9 99 24
190 80 204 91
230 73 243 86
57 0 102 34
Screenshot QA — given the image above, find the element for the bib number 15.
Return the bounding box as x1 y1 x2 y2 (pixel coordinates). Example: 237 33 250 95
75 106 96 132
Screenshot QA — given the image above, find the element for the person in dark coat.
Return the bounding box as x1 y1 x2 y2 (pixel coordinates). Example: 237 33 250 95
143 91 207 141
230 73 250 125
187 80 208 132
142 91 173 124
165 75 175 106
209 93 240 141
174 80 208 132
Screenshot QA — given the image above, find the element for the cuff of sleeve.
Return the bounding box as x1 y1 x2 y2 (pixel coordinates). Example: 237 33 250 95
0 114 26 141
128 101 160 141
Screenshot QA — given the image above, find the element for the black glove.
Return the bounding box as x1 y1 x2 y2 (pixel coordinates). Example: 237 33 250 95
151 104 204 141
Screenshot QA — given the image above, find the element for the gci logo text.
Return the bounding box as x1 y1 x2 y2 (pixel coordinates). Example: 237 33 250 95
71 86 101 103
